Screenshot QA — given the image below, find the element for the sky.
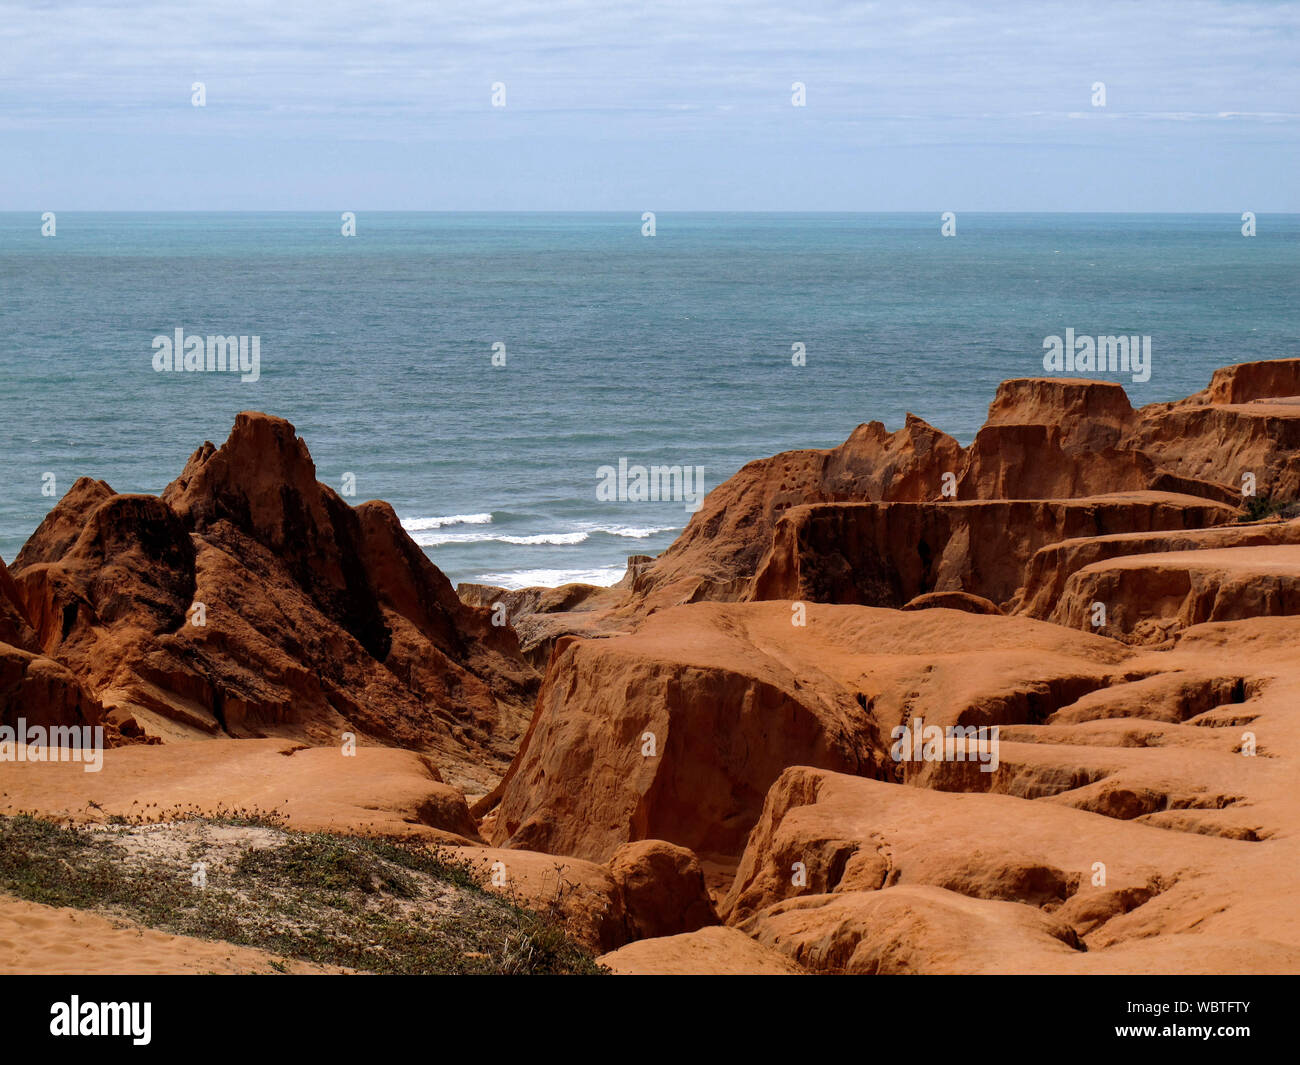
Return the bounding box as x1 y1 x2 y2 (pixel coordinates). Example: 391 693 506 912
1 0 1297 211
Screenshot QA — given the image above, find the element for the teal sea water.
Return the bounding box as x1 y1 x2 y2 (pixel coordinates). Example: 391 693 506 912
1 212 1297 587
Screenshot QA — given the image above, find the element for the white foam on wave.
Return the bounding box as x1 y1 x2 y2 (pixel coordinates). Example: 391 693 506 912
576 522 679 538
474 565 627 590
401 513 493 531
498 532 589 546
408 523 680 548
410 530 589 547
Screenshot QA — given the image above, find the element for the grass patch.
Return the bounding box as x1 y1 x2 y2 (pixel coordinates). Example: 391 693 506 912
0 814 604 975
1238 497 1300 523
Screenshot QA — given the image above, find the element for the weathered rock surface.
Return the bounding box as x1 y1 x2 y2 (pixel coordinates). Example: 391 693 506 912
1015 518 1300 620
489 601 1132 862
607 839 719 941
1199 358 1300 406
457 580 627 668
631 415 964 603
0 642 108 735
489 602 885 862
598 925 804 975
742 885 1085 974
982 378 1137 450
1127 400 1300 501
0 555 107 735
9 413 538 797
716 612 1300 973
959 377 1241 504
901 590 1002 615
455 838 719 953
749 494 1236 609
0 557 37 651
474 364 1294 656
1050 545 1300 643
1126 361 1300 499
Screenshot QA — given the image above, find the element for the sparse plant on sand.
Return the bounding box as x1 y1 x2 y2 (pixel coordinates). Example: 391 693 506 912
0 814 605 975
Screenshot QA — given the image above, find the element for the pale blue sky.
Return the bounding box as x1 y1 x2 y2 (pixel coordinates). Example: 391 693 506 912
1 0 1297 210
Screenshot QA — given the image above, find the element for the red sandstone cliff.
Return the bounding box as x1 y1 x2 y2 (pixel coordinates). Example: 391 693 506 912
9 413 538 796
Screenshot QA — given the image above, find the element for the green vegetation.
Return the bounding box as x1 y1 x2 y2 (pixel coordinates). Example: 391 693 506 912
1238 497 1300 523
0 814 605 975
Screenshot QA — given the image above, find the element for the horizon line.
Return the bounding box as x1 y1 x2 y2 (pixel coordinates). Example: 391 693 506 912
3 209 1296 216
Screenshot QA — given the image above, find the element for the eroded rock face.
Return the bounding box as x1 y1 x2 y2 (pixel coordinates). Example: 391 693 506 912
1199 358 1300 407
457 581 625 668
630 415 964 603
489 601 1130 862
742 885 1084 975
15 495 198 700
9 413 538 797
162 415 382 646
712 612 1300 974
607 840 719 941
454 838 720 953
0 641 107 734
490 602 889 862
478 363 1293 652
1126 401 1300 501
598 925 805 975
750 494 1237 609
0 555 107 735
12 478 116 571
459 361 1297 666
953 378 1237 504
1125 360 1300 499
1016 519 1300 621
476 358 1300 966
956 427 1158 500
1050 545 1300 643
721 751 1300 974
982 378 1136 451
0 557 37 651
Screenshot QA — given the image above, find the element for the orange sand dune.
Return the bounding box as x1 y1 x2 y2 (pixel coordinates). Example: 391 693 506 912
0 893 342 975
0 738 480 842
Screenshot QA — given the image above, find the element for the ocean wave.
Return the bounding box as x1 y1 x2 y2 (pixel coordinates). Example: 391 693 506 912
473 565 627 590
410 530 589 547
401 512 493 531
498 532 589 546
576 522 679 539
408 522 679 548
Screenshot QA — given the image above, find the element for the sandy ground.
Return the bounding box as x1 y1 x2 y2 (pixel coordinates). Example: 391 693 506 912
0 892 344 975
0 738 475 842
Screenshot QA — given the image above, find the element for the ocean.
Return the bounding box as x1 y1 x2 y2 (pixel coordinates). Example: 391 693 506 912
2 212 1296 588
